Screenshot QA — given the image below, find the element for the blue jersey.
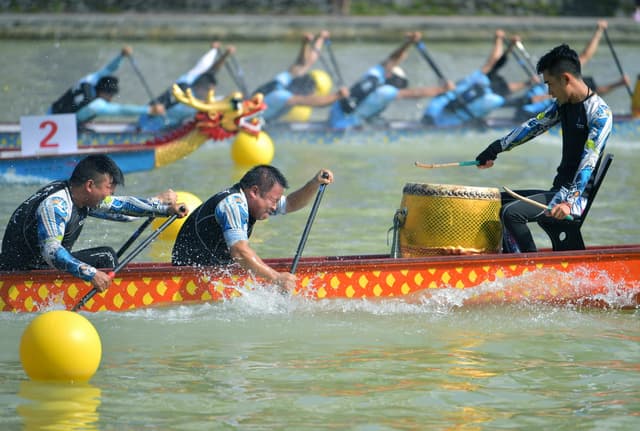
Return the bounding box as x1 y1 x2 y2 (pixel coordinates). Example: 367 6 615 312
215 188 286 247
0 181 171 280
498 92 612 215
423 70 505 127
172 184 286 266
49 53 126 115
76 97 151 124
328 64 398 130
259 71 296 122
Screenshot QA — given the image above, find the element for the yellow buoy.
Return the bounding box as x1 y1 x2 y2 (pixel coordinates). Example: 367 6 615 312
281 105 312 122
310 69 333 96
279 69 333 123
151 191 202 243
20 311 102 383
231 131 274 167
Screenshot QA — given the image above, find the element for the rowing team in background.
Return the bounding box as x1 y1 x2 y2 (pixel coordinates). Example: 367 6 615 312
45 20 633 133
2 38 613 294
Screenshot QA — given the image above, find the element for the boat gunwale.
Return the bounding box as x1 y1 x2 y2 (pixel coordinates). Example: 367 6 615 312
0 143 159 161
2 243 639 281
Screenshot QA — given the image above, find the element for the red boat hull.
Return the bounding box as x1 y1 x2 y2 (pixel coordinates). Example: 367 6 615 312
2 245 640 312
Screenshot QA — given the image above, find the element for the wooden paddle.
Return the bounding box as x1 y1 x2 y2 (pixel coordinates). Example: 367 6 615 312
224 54 250 96
414 41 487 128
290 173 329 274
128 56 156 101
602 28 633 97
322 39 356 111
415 160 479 169
324 39 346 87
72 213 180 311
116 217 154 258
503 187 573 221
509 40 537 80
513 40 538 78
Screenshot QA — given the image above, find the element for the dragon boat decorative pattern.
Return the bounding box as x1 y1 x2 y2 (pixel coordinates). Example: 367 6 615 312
2 245 640 312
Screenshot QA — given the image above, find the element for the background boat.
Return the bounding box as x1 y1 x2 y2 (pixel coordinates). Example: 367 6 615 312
0 89 266 182
4 110 638 152
0 121 154 150
0 121 211 182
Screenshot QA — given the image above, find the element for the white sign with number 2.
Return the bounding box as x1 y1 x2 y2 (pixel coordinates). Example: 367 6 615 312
19 114 78 156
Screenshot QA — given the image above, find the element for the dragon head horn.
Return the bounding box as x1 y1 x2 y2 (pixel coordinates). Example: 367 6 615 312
172 84 248 114
172 84 220 112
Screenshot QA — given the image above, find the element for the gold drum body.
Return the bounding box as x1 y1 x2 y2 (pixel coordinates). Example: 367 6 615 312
399 183 502 257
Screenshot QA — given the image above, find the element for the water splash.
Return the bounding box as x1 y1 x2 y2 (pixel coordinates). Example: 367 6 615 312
98 265 639 324
0 172 48 185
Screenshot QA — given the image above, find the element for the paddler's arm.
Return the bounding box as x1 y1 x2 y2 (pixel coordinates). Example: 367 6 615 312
36 197 108 291
76 99 165 123
382 31 421 73
91 194 188 221
87 45 132 84
211 45 235 74
286 87 349 108
396 80 454 99
579 20 607 65
229 240 296 291
284 169 333 213
595 74 630 95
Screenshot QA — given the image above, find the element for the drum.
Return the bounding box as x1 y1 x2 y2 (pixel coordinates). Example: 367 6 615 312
398 183 502 257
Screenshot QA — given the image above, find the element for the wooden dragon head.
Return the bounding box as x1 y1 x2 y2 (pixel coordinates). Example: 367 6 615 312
172 84 266 140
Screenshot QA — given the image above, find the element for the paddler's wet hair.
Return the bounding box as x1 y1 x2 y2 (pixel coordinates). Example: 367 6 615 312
70 154 125 187
95 76 119 95
239 165 289 195
288 75 316 96
536 44 582 78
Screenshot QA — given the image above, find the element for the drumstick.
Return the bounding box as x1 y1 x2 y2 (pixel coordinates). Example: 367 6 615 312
503 187 573 221
414 160 479 169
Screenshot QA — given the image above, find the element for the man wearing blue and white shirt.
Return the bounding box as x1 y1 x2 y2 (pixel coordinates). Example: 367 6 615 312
172 165 333 292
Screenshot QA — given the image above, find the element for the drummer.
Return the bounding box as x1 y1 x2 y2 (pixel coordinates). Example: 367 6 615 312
171 165 333 293
475 43 612 253
0 155 188 293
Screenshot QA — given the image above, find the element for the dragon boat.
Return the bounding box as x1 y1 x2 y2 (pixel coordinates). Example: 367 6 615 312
2 175 639 313
1 244 639 313
0 87 266 182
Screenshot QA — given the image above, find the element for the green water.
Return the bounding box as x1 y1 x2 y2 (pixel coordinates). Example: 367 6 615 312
2 303 639 430
1 37 640 430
